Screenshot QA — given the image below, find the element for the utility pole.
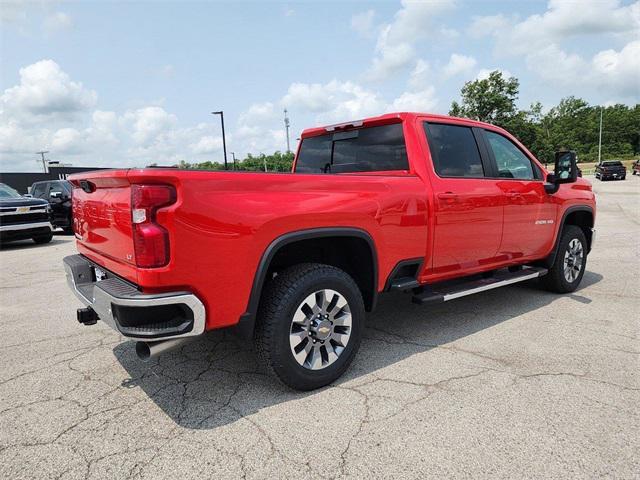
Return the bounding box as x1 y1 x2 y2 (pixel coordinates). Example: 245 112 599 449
230 152 237 170
36 150 49 173
597 107 603 164
211 111 228 170
284 108 291 153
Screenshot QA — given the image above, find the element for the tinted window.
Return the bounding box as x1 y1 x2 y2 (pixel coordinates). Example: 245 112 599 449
424 123 484 177
295 123 408 173
49 181 70 196
31 183 47 198
485 131 534 180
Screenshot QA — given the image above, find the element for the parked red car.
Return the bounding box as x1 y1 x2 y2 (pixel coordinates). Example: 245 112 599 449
64 113 596 390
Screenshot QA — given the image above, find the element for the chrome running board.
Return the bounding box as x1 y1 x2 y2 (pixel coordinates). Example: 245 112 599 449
412 266 548 305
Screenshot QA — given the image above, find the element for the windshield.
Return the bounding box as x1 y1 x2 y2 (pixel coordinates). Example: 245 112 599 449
602 161 622 166
0 183 22 199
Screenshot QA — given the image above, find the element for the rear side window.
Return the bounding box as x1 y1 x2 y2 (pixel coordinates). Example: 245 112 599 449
485 130 535 180
295 123 408 173
424 123 484 178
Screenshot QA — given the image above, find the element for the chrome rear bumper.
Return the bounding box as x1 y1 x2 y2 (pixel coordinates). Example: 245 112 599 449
63 254 206 341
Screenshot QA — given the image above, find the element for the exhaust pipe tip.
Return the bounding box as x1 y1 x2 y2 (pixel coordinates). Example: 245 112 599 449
135 341 152 362
135 337 195 362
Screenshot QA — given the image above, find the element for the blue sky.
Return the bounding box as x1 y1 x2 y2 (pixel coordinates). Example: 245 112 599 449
1 0 638 171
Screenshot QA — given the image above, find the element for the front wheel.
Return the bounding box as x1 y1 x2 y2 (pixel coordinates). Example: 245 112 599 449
540 225 587 293
254 263 364 391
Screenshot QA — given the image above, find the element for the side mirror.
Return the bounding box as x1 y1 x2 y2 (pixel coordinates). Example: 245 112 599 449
545 150 578 194
554 150 578 184
23 193 32 198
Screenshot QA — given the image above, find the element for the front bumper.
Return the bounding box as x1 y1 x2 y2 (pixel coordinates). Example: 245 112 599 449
0 222 53 242
63 254 206 341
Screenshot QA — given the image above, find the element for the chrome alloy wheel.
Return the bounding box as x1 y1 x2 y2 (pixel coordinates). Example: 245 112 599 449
289 289 352 370
563 238 584 283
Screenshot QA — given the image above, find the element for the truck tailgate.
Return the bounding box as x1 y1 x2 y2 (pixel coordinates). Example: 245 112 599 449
70 171 135 268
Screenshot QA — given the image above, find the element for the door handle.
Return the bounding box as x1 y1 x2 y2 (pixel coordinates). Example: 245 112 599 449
437 192 458 205
437 192 457 199
506 191 523 199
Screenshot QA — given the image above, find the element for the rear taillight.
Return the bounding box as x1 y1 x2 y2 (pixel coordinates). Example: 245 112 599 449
131 184 176 268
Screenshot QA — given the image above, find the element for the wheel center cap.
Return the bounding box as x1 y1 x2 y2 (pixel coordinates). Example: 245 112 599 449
311 320 332 340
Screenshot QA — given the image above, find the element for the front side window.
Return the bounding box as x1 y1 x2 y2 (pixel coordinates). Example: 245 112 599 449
30 183 46 198
424 123 485 178
295 123 408 173
485 130 535 180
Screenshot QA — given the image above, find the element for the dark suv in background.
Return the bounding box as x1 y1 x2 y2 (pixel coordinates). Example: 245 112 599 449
595 160 627 181
29 180 73 233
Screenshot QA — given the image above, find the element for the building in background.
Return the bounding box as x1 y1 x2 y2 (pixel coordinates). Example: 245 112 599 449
0 166 106 193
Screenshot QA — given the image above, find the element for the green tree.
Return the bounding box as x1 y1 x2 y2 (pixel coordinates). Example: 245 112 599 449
449 70 520 124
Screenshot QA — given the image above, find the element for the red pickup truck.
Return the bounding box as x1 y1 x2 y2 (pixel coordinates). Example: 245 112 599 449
64 112 596 390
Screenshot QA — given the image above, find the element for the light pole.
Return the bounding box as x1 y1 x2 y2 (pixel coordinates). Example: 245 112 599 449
36 150 49 173
230 151 237 170
211 111 228 170
597 107 603 164
284 109 291 153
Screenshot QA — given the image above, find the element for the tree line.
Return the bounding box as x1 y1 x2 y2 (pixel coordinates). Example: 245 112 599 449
177 70 638 171
176 151 294 172
450 71 639 164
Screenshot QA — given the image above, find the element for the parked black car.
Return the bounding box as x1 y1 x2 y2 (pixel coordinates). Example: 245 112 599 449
29 180 73 232
595 160 627 181
0 183 54 245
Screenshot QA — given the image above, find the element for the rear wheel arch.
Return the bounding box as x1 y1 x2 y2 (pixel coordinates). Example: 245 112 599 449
235 227 378 338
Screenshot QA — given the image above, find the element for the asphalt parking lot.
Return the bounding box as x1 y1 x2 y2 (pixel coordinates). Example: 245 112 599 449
1 176 638 479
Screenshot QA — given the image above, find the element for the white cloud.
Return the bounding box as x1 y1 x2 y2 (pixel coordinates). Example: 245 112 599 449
1 59 97 122
442 53 477 79
122 106 177 145
51 128 83 153
472 1 640 99
189 135 223 155
389 86 438 112
0 1 28 24
476 68 513 81
351 10 376 38
44 12 73 33
366 0 456 80
282 80 386 122
476 0 639 56
526 40 640 99
409 59 431 89
0 60 230 170
468 14 510 38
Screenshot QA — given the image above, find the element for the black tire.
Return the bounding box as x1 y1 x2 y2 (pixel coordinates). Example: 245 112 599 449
254 263 365 391
32 233 53 244
540 225 587 293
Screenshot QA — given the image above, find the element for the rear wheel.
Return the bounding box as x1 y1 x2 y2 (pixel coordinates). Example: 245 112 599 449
540 225 587 293
32 233 53 244
254 263 364 391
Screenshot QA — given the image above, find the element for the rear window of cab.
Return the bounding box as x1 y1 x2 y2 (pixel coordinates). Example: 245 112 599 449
295 123 408 173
